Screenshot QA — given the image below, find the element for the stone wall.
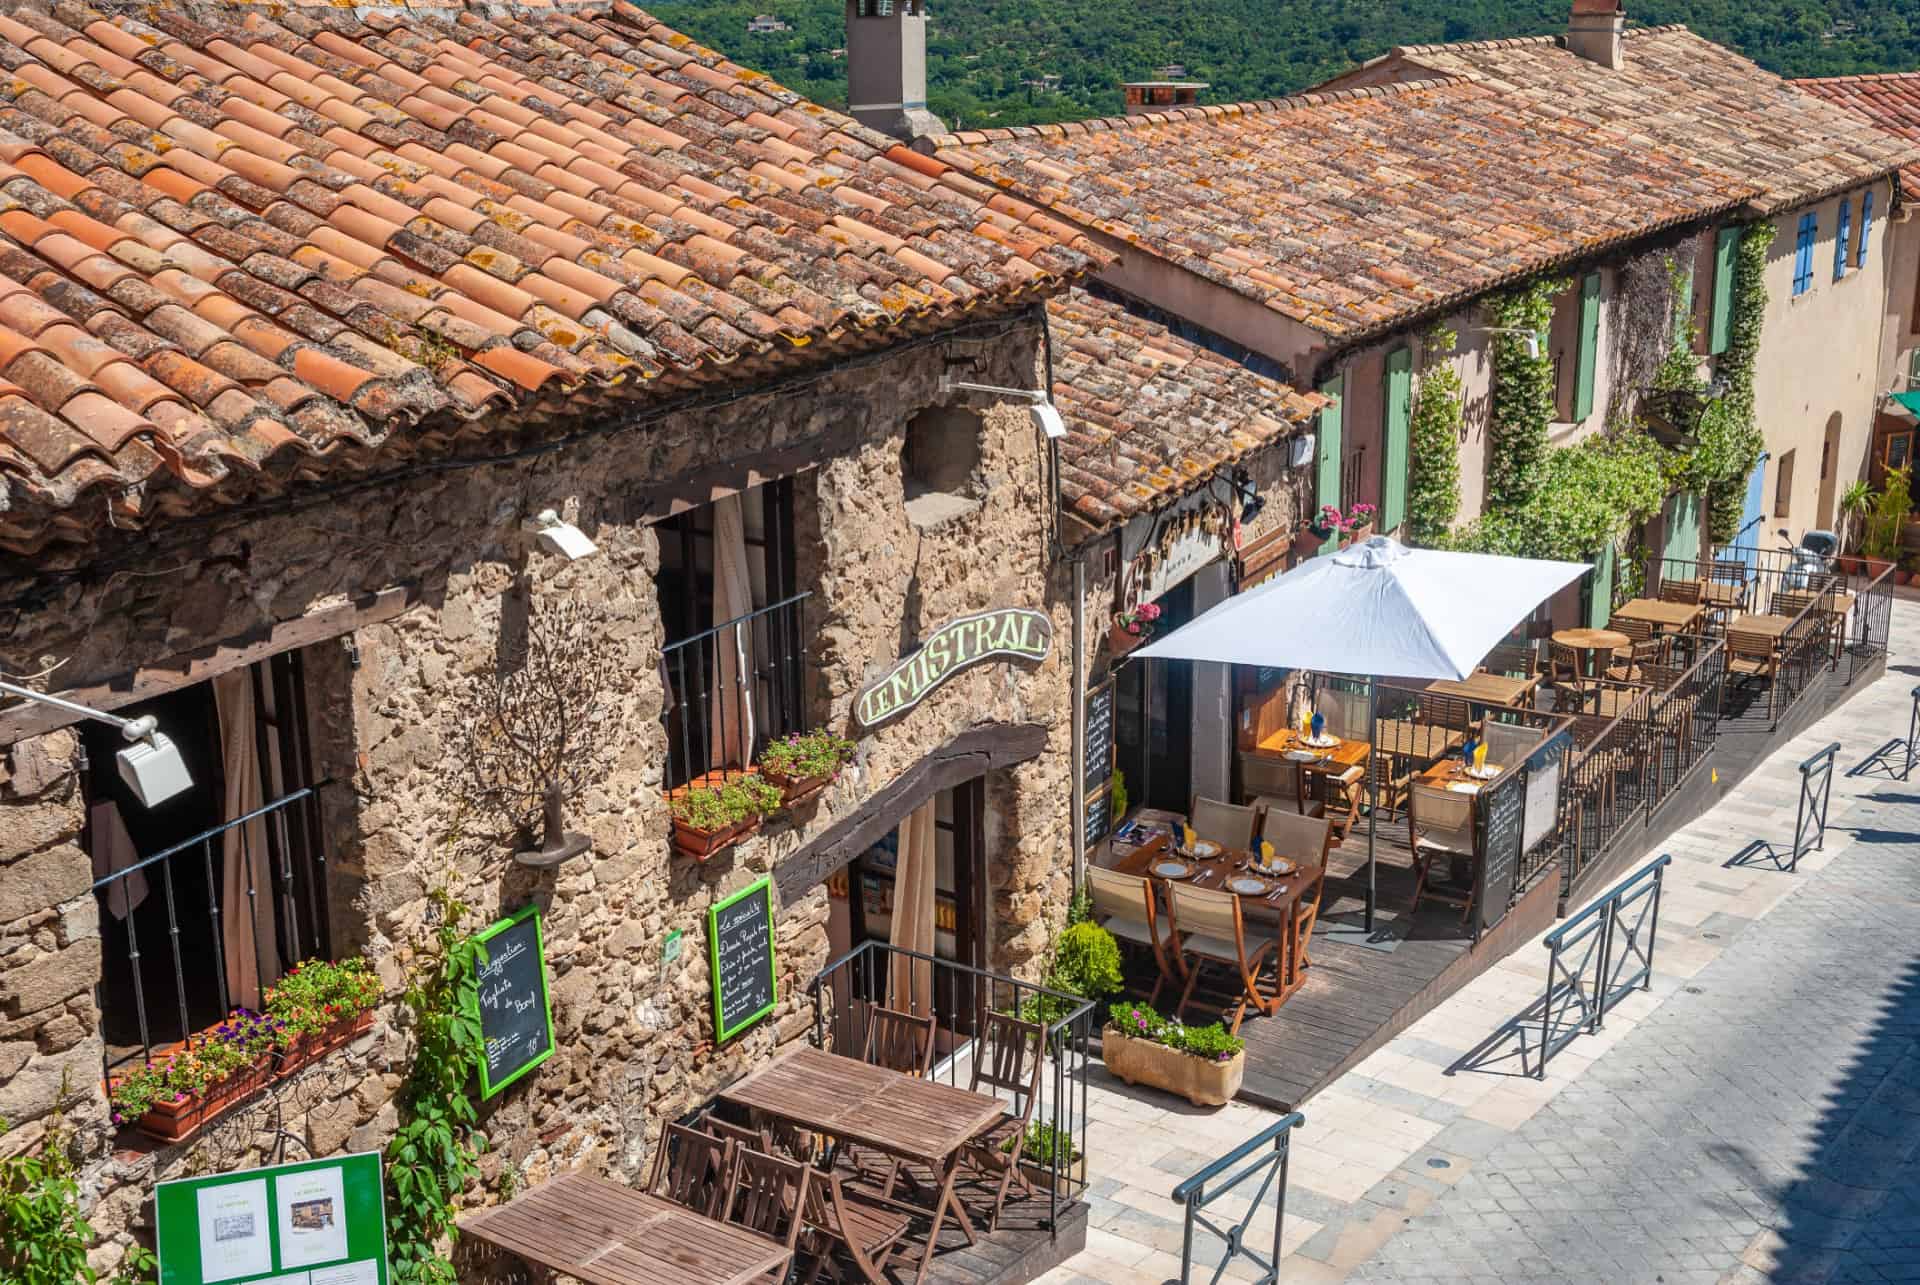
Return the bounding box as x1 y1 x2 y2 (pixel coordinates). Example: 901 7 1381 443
0 317 1078 1270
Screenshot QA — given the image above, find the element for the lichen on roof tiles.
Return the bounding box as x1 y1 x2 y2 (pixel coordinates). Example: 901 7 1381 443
0 0 1095 554
1791 71 1920 196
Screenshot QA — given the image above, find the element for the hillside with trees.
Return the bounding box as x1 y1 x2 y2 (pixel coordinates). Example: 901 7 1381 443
648 1 1920 129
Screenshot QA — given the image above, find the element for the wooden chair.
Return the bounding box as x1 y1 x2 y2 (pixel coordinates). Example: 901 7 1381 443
799 1165 913 1285
1365 751 1412 823
648 1122 735 1219
1308 761 1366 842
1409 784 1477 924
1188 795 1257 849
1658 579 1704 605
1416 691 1471 732
1256 808 1332 869
1086 865 1180 1004
1479 641 1539 678
1290 865 1326 986
862 1005 935 1078
1165 881 1279 1034
1479 722 1543 772
1727 630 1782 721
1773 590 1844 662
1548 640 1583 688
958 1013 1046 1232
1238 751 1312 815
703 1111 771 1154
1608 615 1653 645
1607 637 1667 684
723 1147 809 1281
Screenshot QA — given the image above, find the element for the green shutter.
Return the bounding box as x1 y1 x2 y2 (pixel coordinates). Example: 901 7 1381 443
1586 543 1615 629
1709 227 1738 355
1381 346 1412 533
1573 272 1601 422
1662 492 1700 566
1316 374 1343 555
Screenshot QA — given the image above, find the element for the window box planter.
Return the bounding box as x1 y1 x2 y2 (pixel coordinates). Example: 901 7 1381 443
278 1010 374 1080
669 777 781 859
672 815 761 860
762 768 831 808
1101 1024 1245 1107
122 1054 275 1144
758 731 855 810
1108 621 1153 657
1017 1153 1087 1197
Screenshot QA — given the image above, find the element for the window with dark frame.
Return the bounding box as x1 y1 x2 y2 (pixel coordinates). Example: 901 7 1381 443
656 478 807 789
86 652 329 1084
1774 449 1795 519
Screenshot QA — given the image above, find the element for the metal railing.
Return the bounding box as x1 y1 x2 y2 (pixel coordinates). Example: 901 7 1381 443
1171 1112 1306 1285
1534 855 1670 1078
1790 743 1840 873
806 939 1096 1234
660 590 810 790
96 782 333 1079
1849 686 1919 781
1844 565 1896 686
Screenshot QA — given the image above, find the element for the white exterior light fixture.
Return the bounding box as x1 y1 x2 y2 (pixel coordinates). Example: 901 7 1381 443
0 680 193 807
937 374 1069 439
523 509 598 561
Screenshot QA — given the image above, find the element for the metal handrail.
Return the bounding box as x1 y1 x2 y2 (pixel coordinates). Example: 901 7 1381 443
1170 1112 1306 1285
659 589 813 655
1790 742 1840 872
89 780 335 890
1536 854 1671 1077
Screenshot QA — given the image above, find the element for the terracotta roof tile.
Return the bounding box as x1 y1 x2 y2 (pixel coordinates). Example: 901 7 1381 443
1381 27 1920 215
1049 288 1325 529
0 0 1095 555
1791 72 1920 193
936 77 1752 342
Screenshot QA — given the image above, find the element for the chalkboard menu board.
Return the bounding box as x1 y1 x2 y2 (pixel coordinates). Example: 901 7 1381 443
1474 769 1527 939
472 903 554 1100
1083 680 1116 849
709 877 778 1043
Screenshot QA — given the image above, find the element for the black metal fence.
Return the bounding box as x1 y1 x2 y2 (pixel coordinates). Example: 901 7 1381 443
1790 743 1840 873
806 939 1096 1234
96 782 333 1080
1533 854 1670 1078
1844 566 1896 686
1170 1112 1306 1285
660 590 810 790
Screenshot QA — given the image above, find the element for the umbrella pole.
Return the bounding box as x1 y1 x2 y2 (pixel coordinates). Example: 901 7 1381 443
1365 678 1377 934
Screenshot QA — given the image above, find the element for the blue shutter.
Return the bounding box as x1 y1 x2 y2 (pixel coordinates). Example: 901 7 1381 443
1859 189 1875 268
1793 212 1817 296
1835 199 1851 280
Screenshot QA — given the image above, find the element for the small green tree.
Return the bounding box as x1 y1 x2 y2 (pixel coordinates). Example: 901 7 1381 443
1485 279 1564 512
1407 325 1464 545
1865 468 1912 564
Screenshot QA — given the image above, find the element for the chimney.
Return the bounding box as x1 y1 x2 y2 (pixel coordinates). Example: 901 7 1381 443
845 0 945 141
1568 0 1625 70
1121 80 1207 116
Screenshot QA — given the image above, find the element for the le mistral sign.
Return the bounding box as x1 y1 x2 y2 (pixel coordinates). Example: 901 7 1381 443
855 607 1053 728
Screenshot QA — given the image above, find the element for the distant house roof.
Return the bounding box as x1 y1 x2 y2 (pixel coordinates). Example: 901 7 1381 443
1368 26 1920 215
0 1 1094 555
1048 288 1324 530
935 77 1755 344
1790 72 1920 194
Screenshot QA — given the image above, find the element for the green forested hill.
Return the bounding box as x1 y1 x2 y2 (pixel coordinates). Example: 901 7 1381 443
646 1 1920 129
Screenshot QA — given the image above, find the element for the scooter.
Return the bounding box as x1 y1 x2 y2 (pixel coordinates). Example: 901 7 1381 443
1777 527 1838 591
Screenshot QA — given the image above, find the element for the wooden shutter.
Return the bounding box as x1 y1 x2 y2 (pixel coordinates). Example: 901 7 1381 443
1316 374 1343 555
1573 272 1601 422
1709 227 1738 355
1381 346 1412 533
1586 543 1615 629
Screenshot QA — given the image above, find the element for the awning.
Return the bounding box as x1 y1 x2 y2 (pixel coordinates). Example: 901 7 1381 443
1890 390 1920 418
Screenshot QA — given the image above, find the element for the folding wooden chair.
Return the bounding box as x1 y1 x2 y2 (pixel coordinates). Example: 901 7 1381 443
862 1005 935 1078
1607 636 1667 684
1727 630 1782 721
957 1013 1046 1232
723 1148 809 1282
1658 579 1704 605
1188 795 1257 849
800 1165 914 1284
1238 751 1314 815
1165 881 1279 1034
1086 865 1180 1005
1409 784 1477 924
648 1122 735 1219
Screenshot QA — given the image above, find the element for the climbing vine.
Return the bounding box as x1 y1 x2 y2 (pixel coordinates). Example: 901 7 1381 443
1406 325 1464 546
1485 279 1563 510
1703 221 1774 545
385 879 489 1285
1449 425 1668 563
1654 253 1702 393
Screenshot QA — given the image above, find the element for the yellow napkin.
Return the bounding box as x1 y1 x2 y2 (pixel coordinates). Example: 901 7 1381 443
1260 840 1275 867
1182 823 1198 851
1473 743 1488 771
1299 710 1312 736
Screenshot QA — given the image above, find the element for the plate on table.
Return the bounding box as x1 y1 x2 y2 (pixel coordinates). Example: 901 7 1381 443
1303 734 1340 748
1446 781 1483 795
1282 749 1323 763
1188 839 1223 859
1466 764 1501 780
1152 859 1195 880
1253 857 1299 877
1226 876 1270 896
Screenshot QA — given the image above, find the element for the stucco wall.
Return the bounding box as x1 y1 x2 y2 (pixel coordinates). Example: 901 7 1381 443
0 325 1077 1270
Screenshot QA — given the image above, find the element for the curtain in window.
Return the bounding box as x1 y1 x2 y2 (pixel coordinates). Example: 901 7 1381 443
87 798 146 921
213 670 279 1012
708 493 755 770
887 799 938 1018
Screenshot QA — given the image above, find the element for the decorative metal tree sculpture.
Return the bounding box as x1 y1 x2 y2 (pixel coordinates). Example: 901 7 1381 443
464 595 614 867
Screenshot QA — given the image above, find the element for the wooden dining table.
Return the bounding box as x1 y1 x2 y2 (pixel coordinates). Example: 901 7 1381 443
461 1171 794 1285
1416 756 1511 790
1610 597 1705 635
1254 726 1368 774
1427 672 1541 708
1728 612 1793 641
717 1046 1005 1284
1374 718 1465 761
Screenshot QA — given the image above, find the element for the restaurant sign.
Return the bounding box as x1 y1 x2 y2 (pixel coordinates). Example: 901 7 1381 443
855 607 1053 728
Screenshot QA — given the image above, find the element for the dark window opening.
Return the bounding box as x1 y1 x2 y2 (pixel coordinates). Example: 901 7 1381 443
902 406 985 528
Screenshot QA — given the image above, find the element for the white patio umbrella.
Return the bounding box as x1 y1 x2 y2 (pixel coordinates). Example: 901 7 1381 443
1132 536 1590 931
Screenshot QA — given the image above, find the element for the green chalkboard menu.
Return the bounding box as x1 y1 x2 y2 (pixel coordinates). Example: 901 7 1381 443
710 878 777 1043
472 903 555 1099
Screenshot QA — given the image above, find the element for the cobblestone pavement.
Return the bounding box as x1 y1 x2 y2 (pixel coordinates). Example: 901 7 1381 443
1037 603 1920 1285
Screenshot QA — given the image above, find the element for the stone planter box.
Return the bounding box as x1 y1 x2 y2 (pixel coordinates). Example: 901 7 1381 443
672 816 760 861
1102 1024 1244 1107
1018 1153 1087 1197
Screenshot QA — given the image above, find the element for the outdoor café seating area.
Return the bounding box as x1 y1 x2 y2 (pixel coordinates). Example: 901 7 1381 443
465 960 1093 1285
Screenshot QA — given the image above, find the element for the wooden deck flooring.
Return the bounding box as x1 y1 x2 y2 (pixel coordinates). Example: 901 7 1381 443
919 1181 1087 1284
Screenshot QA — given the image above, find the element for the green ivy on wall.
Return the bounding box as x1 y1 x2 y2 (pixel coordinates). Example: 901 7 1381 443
1484 279 1564 511
1407 325 1464 546
1703 221 1774 545
1448 426 1669 564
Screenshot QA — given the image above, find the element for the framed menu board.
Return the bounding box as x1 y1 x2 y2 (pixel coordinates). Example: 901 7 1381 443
156 1152 388 1285
709 877 778 1043
1083 679 1116 849
472 903 555 1100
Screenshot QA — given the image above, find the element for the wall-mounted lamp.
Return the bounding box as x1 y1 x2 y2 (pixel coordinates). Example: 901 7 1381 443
1480 326 1543 360
0 680 192 806
937 373 1068 439
522 509 598 561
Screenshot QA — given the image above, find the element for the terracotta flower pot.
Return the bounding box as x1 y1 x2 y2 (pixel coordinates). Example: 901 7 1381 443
763 768 831 808
672 816 760 861
1101 1025 1244 1107
1109 621 1151 657
131 1054 275 1144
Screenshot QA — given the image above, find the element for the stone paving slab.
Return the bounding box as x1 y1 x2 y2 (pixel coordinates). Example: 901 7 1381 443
1036 603 1920 1285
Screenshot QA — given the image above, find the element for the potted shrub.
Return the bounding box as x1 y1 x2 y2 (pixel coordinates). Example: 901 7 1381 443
1342 502 1379 543
1008 1121 1085 1194
1102 1001 1246 1107
112 1010 281 1142
757 730 856 806
1016 921 1125 1029
1838 480 1874 573
671 777 781 859
1109 601 1162 656
266 957 380 1075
